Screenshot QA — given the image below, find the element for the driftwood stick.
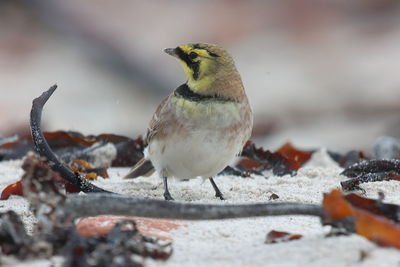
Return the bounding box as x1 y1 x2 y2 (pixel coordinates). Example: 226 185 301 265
30 85 110 193
62 193 324 220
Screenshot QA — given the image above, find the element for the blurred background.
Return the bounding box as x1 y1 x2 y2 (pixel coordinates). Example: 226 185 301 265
1 0 400 152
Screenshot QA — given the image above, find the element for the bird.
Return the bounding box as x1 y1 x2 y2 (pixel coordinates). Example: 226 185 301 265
124 43 253 200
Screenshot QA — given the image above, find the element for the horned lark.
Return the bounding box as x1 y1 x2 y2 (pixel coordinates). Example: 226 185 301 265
125 43 253 200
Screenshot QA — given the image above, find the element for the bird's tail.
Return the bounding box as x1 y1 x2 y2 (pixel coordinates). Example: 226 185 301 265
123 158 155 179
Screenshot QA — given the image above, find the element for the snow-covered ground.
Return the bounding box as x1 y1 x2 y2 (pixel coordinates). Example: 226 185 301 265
1 149 400 266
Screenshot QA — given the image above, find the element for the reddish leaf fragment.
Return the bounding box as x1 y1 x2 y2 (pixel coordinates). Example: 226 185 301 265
265 230 302 244
76 215 183 241
1 181 23 200
237 157 263 169
275 142 313 168
322 190 353 220
353 208 400 248
240 141 298 176
344 193 400 223
323 190 400 249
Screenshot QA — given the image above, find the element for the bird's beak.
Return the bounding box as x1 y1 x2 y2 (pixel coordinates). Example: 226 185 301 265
164 47 177 57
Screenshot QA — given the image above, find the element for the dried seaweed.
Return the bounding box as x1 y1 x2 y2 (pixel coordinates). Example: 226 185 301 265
340 159 400 191
240 141 297 176
0 153 172 265
328 150 368 168
0 211 32 257
62 220 172 267
342 159 400 177
239 141 312 176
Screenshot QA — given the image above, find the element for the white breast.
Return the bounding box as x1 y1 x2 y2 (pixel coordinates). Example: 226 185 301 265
148 128 243 179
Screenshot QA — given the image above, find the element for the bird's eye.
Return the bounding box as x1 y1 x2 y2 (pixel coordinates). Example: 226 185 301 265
189 52 198 60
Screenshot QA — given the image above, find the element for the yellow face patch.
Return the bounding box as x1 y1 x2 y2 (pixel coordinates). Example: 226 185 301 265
174 44 218 94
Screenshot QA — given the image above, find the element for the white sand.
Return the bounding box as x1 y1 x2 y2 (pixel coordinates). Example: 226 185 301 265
1 150 400 266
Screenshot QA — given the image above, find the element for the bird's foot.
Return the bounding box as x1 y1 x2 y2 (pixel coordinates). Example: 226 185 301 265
164 191 174 201
215 192 225 200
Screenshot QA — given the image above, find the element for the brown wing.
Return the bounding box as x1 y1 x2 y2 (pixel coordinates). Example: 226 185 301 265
125 96 173 178
123 158 155 179
144 95 172 146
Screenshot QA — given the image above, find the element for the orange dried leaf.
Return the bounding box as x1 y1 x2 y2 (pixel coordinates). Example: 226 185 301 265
240 141 299 176
275 142 313 168
1 181 23 200
322 189 353 220
85 172 98 180
71 159 92 169
323 189 400 249
237 158 263 170
344 194 382 215
69 159 109 179
353 209 400 249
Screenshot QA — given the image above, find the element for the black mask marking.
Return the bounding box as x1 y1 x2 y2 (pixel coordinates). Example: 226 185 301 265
175 47 200 80
174 84 236 103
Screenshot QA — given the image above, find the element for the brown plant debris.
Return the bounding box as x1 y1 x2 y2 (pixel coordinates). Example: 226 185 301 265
323 190 400 249
0 131 144 167
0 152 172 265
265 230 303 244
340 159 400 191
1 157 109 199
238 141 313 176
328 150 368 168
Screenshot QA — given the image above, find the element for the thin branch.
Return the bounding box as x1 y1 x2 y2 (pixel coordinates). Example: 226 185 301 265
61 193 325 220
30 85 110 193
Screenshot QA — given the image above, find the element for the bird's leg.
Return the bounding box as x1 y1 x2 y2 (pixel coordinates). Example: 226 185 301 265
163 176 174 201
209 177 225 200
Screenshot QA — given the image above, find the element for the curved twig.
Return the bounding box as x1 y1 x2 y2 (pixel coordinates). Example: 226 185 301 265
62 193 324 220
30 85 110 193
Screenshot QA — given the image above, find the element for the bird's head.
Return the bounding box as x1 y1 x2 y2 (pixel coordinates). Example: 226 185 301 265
164 43 244 99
